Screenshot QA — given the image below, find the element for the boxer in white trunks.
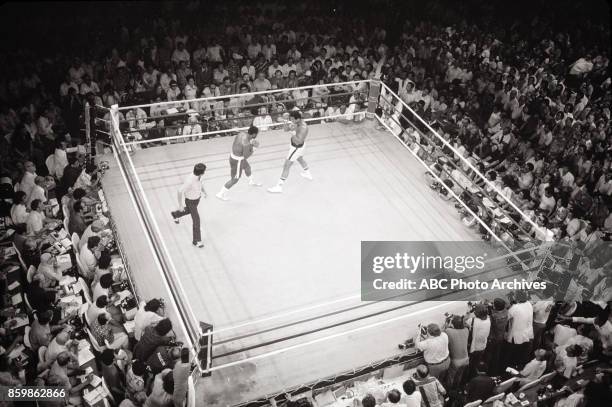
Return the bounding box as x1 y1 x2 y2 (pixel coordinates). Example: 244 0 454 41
268 111 312 193
216 125 261 201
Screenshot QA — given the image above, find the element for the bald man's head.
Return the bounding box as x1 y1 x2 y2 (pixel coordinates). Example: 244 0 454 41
56 352 71 366
415 364 429 378
55 331 70 345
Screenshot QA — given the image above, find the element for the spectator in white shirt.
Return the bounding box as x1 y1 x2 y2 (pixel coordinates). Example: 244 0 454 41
262 37 276 61
59 75 79 98
466 304 491 376
532 287 555 349
569 56 593 76
27 176 47 208
415 323 450 383
206 39 224 63
133 299 165 341
171 42 190 65
506 291 534 368
516 349 548 385
19 161 38 197
241 59 256 80
79 75 100 95
92 273 114 303
79 235 100 280
26 199 49 235
74 163 97 191
10 191 28 225
87 295 111 325
252 72 272 92
212 63 229 85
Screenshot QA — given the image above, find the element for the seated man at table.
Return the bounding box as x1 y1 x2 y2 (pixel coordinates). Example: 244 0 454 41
91 313 129 350
79 235 100 280
134 318 175 362
515 348 548 385
74 162 99 192
68 201 88 237
42 330 78 370
86 294 111 325
45 351 92 406
29 310 65 352
134 298 165 341
92 250 112 285
26 199 55 235
36 253 63 289
92 273 117 303
465 361 495 403
79 218 109 251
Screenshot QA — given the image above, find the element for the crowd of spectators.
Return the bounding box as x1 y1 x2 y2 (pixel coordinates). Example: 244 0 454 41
1 146 194 407
0 0 611 406
373 289 611 407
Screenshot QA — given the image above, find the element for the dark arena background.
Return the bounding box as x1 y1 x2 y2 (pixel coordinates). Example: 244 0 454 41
0 1 610 407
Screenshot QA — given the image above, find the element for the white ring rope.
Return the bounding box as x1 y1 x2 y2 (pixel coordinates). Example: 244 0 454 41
379 83 543 236
103 79 370 111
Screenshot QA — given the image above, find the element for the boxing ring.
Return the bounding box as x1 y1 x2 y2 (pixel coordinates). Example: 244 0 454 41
90 80 545 406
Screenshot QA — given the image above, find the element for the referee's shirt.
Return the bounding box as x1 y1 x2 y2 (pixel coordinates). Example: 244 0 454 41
180 174 203 200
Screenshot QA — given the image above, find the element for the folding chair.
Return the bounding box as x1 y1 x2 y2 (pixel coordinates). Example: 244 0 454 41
482 393 505 406
26 265 37 283
539 372 556 384
494 377 517 394
71 233 80 251
23 326 32 349
45 155 56 178
517 378 541 393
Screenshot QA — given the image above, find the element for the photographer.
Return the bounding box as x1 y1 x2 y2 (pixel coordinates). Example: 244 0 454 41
172 348 192 407
415 323 450 384
444 315 469 388
505 290 534 369
134 298 165 341
134 318 176 362
465 303 491 378
487 298 509 375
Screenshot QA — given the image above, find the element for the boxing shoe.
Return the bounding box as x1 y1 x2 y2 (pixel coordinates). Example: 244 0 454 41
215 192 229 201
267 185 283 193
300 170 313 180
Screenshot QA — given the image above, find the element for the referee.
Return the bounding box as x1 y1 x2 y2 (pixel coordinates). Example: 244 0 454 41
171 163 207 248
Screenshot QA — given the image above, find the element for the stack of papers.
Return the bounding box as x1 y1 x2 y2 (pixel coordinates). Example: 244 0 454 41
113 290 132 306
8 344 25 360
78 346 95 366
2 246 16 259
11 294 22 306
83 387 106 406
5 265 20 274
123 320 135 334
7 315 29 330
